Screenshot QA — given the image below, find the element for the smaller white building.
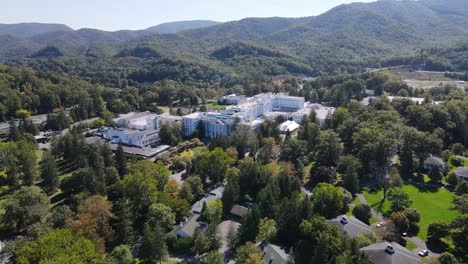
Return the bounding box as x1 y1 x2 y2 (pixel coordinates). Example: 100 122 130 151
106 128 159 148
219 94 247 105
114 112 161 130
278 120 300 133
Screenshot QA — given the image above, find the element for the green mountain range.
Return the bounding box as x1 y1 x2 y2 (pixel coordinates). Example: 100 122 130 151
1 0 467 85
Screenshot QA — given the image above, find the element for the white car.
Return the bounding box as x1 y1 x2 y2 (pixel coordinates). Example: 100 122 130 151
418 250 429 257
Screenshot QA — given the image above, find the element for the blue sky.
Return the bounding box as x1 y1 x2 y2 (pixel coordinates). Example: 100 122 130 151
1 0 374 31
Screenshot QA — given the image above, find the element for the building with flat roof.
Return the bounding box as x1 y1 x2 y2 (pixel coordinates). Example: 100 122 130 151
113 111 161 130
104 111 184 148
105 128 159 148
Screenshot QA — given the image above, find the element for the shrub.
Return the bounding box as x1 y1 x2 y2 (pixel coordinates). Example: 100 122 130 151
352 204 372 224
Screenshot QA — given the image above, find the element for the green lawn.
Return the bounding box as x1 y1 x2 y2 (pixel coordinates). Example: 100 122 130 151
364 184 462 241
179 146 206 158
447 156 468 173
405 238 418 251
205 103 226 110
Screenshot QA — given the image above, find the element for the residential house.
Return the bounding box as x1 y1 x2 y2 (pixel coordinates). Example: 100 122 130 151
424 156 445 171
455 167 468 182
175 215 201 238
263 243 290 264
229 205 249 221
191 186 224 214
360 241 421 264
325 215 374 238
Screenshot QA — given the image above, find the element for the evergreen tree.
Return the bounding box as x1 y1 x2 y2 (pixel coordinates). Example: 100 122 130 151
17 140 37 186
139 222 168 264
8 119 20 141
237 206 261 246
115 144 127 177
399 143 414 180
112 199 135 245
40 150 59 192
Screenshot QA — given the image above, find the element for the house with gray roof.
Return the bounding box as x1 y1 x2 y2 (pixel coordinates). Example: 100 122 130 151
263 243 289 264
360 241 421 264
175 215 200 238
229 205 249 221
424 156 445 171
455 167 468 182
191 186 224 214
325 215 374 238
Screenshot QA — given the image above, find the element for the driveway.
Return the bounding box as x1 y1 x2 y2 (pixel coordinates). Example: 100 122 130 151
170 170 186 186
217 220 240 255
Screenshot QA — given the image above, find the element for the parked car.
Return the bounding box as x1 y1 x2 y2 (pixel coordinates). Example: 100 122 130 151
340 216 349 224
418 250 429 257
385 244 395 254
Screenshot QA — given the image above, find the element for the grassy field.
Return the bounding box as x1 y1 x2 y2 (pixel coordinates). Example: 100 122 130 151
179 146 206 158
205 103 226 110
387 69 467 90
447 156 468 173
364 184 462 240
405 238 418 251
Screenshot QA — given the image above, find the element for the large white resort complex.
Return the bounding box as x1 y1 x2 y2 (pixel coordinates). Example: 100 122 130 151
183 93 335 138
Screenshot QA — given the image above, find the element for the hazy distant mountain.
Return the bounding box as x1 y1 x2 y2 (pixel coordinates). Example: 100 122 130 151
145 20 221 34
0 23 73 38
1 0 467 77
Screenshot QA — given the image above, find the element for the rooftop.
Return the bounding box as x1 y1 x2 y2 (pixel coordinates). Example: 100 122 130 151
174 215 200 238
114 111 155 121
360 241 421 264
455 167 468 177
278 120 300 132
191 186 224 214
263 243 289 264
84 137 170 158
325 215 374 238
108 128 159 137
424 156 445 167
230 205 249 218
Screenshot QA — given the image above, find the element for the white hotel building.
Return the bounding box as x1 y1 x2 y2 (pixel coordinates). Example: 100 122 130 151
103 112 184 148
183 93 334 138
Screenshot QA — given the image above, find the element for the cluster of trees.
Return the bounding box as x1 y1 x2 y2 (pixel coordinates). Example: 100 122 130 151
0 65 117 122
428 215 468 259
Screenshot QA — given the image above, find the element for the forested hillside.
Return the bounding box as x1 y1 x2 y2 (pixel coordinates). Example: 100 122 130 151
0 23 72 38
1 0 467 84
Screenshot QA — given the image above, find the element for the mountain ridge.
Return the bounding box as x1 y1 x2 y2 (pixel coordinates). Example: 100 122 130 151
1 0 467 83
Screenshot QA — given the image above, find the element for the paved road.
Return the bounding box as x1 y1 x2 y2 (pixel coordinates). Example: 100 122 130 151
61 117 100 136
453 155 468 161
